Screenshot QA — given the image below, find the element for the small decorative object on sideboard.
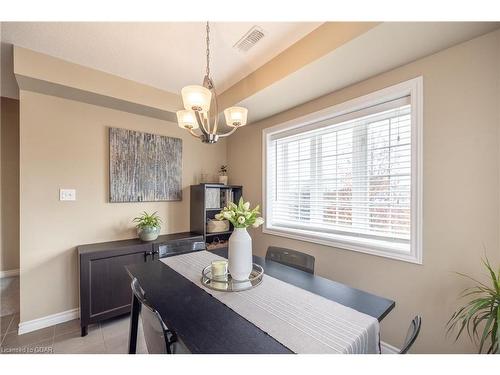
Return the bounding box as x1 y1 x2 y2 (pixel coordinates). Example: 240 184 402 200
218 165 228 185
133 211 162 241
215 198 264 280
199 172 212 184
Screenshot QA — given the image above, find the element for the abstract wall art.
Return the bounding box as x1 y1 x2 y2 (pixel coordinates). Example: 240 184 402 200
109 127 182 202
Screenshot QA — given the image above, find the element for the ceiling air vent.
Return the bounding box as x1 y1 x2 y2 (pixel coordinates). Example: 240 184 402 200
234 26 265 52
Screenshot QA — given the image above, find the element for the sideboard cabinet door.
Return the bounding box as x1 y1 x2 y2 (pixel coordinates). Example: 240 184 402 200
79 247 149 336
89 252 146 318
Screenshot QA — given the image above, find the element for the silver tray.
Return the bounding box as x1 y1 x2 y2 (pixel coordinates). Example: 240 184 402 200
201 263 264 292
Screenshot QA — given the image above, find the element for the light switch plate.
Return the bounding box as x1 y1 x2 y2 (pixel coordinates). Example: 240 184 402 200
60 189 76 201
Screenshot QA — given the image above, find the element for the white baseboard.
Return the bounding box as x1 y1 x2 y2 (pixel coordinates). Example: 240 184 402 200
18 308 80 335
0 269 19 278
381 341 400 354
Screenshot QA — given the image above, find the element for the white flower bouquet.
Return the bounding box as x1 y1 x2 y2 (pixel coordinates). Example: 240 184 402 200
215 197 264 229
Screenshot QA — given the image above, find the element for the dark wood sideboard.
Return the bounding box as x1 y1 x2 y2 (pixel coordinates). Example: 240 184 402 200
78 232 204 336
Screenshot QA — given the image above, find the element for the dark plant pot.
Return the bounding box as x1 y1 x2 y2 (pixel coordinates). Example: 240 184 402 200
138 226 160 241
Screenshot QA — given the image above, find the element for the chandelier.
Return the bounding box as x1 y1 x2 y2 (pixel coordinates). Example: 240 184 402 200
176 22 248 144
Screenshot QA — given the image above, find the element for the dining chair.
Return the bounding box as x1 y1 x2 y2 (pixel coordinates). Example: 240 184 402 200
131 278 188 354
266 246 315 274
399 315 422 354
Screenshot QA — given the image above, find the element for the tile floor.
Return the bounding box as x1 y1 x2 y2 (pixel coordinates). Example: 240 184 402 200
0 313 148 354
0 277 19 317
1 274 148 354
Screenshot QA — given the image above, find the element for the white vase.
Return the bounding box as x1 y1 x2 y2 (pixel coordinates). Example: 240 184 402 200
228 227 253 281
219 175 228 185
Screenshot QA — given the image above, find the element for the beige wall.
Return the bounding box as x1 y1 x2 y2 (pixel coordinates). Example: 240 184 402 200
227 30 500 353
14 46 181 115
19 91 226 322
1 96 20 272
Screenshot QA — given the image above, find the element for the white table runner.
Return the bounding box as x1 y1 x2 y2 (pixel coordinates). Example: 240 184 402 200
161 251 380 354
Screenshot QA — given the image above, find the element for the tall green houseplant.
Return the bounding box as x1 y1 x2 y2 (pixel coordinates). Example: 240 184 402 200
447 257 500 354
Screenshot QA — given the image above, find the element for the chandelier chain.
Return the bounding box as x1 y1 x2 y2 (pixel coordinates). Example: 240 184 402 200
206 22 210 78
177 21 246 143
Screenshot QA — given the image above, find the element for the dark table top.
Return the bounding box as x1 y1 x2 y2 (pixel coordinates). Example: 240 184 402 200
126 249 395 354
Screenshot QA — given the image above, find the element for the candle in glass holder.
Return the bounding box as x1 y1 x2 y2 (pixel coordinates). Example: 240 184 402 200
211 260 228 280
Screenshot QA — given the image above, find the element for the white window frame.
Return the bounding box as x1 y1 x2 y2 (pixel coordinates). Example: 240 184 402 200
262 77 423 264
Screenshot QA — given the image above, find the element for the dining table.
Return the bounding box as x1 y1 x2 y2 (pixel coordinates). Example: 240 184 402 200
126 248 395 354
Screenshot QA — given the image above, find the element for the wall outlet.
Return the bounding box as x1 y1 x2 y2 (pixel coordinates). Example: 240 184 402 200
60 189 76 201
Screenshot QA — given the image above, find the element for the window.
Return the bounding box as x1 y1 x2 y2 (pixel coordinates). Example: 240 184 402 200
263 78 423 264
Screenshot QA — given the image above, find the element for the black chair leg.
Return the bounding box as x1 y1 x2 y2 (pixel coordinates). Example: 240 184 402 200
128 293 141 354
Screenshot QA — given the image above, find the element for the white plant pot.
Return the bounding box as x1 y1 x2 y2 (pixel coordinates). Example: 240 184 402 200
228 227 253 281
219 175 228 185
138 226 160 241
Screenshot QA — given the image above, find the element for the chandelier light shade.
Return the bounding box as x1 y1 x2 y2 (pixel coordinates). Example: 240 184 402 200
224 107 248 127
176 22 249 144
181 85 212 112
176 110 199 130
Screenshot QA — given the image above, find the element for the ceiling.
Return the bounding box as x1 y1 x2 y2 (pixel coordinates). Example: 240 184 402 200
0 22 321 98
2 22 499 124
237 22 500 123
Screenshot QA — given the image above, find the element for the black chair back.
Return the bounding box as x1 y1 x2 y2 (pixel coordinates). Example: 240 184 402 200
266 246 315 274
399 316 421 354
131 278 174 354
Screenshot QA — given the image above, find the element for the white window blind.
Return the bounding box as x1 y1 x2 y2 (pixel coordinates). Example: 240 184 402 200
263 78 424 263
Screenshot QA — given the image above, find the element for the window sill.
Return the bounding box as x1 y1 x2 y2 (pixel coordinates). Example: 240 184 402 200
263 225 422 265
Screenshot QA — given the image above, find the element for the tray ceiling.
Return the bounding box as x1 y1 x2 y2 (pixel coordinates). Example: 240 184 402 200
1 22 321 98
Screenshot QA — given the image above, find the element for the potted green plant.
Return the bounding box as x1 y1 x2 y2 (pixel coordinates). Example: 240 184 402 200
446 256 499 353
218 165 228 185
133 211 162 241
